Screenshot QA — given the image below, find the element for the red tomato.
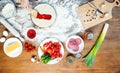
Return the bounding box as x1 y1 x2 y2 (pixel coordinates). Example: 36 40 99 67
52 47 57 52
57 44 61 49
55 52 60 57
44 41 62 59
59 53 62 58
48 41 52 46
32 46 36 50
25 47 30 52
29 44 33 49
51 54 56 59
50 45 54 49
57 47 61 51
24 43 28 48
43 41 53 48
46 48 53 55
43 43 49 47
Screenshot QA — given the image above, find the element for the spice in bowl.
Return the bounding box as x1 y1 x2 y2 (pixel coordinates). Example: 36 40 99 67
83 32 94 40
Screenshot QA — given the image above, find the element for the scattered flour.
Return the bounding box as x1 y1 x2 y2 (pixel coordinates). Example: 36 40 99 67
7 0 85 45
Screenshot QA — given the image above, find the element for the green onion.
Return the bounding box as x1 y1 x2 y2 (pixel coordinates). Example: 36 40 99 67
84 23 109 67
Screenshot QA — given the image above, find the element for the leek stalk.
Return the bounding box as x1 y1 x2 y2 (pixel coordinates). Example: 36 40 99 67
84 23 109 66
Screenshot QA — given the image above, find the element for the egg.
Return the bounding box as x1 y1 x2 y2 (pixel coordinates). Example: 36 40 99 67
0 37 6 42
3 30 9 37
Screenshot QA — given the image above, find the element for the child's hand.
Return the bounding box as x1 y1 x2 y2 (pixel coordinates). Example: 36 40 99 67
19 0 29 9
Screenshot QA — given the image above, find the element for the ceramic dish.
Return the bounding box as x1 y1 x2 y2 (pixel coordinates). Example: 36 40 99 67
3 38 23 58
24 27 37 40
66 35 84 54
38 38 64 64
32 3 57 27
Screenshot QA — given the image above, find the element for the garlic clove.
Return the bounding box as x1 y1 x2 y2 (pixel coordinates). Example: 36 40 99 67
36 59 40 64
101 2 106 8
31 58 36 63
104 13 109 17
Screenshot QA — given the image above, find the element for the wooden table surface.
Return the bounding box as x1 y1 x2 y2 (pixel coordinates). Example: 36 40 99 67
0 1 120 73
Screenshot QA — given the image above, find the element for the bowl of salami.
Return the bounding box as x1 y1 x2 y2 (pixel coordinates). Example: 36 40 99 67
66 35 84 54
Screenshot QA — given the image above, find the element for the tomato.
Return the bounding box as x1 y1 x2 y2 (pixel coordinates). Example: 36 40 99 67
44 41 62 59
24 43 36 52
24 42 29 48
48 41 52 46
44 41 53 48
52 46 56 51
46 48 53 55
56 52 60 57
51 54 56 59
59 53 62 58
50 45 54 49
28 44 33 49
32 46 36 50
43 43 49 47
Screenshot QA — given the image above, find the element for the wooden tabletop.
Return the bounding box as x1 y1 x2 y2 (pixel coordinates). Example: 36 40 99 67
0 2 120 73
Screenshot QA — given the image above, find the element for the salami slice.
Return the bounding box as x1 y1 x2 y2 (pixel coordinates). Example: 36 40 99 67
68 38 81 51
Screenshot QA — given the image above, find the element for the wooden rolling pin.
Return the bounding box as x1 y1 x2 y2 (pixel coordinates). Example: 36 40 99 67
76 0 120 30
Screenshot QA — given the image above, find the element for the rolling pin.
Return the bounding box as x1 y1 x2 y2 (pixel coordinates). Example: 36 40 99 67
0 17 24 41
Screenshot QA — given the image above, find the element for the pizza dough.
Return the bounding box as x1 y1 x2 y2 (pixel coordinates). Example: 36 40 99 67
32 3 56 27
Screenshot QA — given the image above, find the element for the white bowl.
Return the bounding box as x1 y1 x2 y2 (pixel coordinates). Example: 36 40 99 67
24 27 37 40
31 3 57 27
3 38 23 58
66 35 84 54
38 38 64 64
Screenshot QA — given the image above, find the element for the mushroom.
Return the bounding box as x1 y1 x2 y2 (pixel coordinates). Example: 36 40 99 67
31 55 37 63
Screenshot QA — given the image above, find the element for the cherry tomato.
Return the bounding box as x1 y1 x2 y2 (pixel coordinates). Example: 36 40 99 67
28 44 32 49
24 42 29 48
32 46 36 50
48 41 52 46
55 52 59 57
52 47 56 52
46 48 53 55
51 54 56 59
59 53 62 58
43 43 49 47
44 41 62 59
25 47 29 52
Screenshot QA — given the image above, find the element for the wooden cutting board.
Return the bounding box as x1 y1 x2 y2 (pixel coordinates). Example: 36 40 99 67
76 0 120 30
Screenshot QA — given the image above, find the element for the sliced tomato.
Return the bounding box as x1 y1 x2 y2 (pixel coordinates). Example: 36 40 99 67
46 47 53 55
